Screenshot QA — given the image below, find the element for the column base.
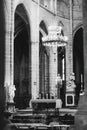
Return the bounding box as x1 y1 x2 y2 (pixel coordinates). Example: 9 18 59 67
7 102 15 113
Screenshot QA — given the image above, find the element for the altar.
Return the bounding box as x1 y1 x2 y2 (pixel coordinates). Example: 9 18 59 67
30 99 62 110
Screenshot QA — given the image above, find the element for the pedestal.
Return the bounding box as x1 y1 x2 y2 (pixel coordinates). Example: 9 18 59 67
7 102 15 113
66 92 75 107
5 84 16 112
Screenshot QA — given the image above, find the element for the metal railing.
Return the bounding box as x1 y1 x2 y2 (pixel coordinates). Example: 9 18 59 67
11 123 73 130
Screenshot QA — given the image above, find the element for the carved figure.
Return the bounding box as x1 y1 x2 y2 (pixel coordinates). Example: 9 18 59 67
67 73 76 91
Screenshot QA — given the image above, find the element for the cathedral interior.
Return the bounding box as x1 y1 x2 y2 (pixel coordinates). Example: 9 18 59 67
0 0 87 130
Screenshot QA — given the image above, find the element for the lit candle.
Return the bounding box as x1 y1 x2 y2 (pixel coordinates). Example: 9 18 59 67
62 57 64 80
81 74 83 83
81 74 83 92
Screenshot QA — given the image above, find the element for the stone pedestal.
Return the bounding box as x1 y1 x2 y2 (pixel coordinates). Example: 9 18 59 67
66 92 75 107
7 102 15 113
5 84 16 112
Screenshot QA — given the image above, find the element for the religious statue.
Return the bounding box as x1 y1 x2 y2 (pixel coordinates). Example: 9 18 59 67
8 84 16 103
66 73 76 92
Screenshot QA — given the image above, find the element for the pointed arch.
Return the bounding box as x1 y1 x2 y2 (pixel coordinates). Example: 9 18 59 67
39 20 48 35
73 27 84 105
14 3 31 108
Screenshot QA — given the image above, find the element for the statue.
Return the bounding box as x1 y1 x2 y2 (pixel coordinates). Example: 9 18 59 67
66 73 76 92
7 84 16 103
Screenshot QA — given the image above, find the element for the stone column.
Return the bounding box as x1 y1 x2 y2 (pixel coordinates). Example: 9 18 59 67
4 1 11 85
75 0 87 129
69 0 73 72
66 0 73 93
31 4 39 99
49 46 57 98
31 42 39 99
66 0 73 85
4 0 15 112
54 0 57 14
50 0 53 12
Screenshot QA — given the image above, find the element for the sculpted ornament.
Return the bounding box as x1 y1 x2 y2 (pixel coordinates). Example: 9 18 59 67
66 73 76 92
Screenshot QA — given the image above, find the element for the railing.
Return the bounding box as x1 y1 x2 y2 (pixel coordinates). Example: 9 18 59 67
12 123 72 130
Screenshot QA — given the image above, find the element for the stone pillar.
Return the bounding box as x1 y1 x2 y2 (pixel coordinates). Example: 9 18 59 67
66 0 73 85
49 46 57 98
69 0 73 73
54 0 57 14
31 42 39 99
4 1 11 85
50 0 53 12
31 4 39 99
75 0 87 129
4 0 15 112
66 0 73 91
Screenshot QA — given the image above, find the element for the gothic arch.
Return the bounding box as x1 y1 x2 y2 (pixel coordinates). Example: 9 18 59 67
14 3 31 38
73 23 83 38
14 4 31 108
73 27 84 105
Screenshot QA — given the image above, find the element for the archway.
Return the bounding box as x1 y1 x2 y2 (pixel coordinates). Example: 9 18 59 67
14 4 31 109
73 27 84 105
39 21 49 98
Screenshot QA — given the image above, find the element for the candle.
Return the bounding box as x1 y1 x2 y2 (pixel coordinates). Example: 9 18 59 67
62 57 64 80
81 74 83 92
81 74 83 83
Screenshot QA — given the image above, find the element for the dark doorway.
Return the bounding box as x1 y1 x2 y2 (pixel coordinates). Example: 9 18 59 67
14 5 31 109
73 27 84 105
